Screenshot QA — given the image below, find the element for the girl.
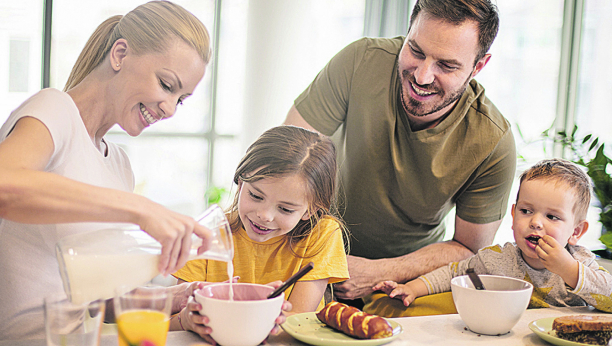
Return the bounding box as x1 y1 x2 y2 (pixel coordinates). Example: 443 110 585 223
173 125 350 332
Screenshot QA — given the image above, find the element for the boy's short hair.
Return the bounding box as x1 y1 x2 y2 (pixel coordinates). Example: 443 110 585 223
518 158 592 221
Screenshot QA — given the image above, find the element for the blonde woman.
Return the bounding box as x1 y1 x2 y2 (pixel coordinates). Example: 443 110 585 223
0 1 290 341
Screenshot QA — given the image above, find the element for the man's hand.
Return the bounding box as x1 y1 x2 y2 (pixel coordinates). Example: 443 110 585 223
536 235 579 287
333 217 500 301
333 255 381 300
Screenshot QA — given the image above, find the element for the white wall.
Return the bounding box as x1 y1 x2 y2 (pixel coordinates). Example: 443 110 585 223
240 0 365 152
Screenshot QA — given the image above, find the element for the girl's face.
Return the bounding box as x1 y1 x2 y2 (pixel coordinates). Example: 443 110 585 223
237 174 311 242
511 179 585 269
111 39 206 136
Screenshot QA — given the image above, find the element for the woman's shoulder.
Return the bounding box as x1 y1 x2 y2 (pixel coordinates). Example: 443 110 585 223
25 88 73 106
11 88 77 121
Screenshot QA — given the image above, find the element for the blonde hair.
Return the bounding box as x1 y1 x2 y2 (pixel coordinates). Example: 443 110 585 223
518 158 592 221
64 1 211 91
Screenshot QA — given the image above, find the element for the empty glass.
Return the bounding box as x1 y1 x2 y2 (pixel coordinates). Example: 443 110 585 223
44 294 105 346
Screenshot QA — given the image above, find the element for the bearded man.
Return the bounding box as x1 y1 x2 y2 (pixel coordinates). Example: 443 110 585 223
283 0 516 314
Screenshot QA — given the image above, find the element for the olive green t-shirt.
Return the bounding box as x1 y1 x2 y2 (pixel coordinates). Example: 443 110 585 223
294 37 516 259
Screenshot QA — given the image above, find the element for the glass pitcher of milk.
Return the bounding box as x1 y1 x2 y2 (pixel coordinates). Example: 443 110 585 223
55 204 234 304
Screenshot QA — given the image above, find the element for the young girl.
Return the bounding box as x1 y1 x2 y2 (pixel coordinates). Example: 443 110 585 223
172 125 350 329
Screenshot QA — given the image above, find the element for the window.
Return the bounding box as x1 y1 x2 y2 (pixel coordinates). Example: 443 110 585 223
576 0 612 147
41 0 365 218
0 0 43 124
3 0 607 248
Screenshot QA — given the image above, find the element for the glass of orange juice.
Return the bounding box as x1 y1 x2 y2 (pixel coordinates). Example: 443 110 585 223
114 286 172 346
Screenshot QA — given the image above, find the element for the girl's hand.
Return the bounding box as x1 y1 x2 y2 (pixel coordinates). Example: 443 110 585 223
169 278 239 315
168 281 204 315
536 235 579 287
181 297 217 344
265 281 293 335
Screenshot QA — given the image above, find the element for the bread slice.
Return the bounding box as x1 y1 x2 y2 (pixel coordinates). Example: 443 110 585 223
552 315 612 345
553 315 612 333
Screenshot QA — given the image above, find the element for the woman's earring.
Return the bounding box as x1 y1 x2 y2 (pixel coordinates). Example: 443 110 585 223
116 63 120 67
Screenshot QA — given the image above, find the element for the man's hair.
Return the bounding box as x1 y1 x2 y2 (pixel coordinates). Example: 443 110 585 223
408 0 499 65
518 158 592 221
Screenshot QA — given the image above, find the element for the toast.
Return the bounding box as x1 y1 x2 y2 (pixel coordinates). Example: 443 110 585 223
552 315 612 345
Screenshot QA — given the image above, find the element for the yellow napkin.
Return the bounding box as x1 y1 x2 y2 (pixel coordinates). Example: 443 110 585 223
363 292 458 318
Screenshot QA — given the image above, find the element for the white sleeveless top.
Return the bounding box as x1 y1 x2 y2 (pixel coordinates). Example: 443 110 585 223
0 88 135 340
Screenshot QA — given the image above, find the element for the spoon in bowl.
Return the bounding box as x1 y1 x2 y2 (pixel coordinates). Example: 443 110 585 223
466 268 486 290
268 262 314 299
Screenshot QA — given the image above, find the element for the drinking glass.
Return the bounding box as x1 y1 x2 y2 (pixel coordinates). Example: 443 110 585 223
114 286 172 346
44 294 105 346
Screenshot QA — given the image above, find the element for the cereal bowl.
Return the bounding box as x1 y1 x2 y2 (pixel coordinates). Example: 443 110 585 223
451 275 533 335
194 283 284 346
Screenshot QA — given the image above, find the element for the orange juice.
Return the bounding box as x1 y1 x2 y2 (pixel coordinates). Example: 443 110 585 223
117 309 169 346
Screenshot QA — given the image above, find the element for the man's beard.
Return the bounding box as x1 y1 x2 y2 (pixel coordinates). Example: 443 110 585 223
399 69 472 118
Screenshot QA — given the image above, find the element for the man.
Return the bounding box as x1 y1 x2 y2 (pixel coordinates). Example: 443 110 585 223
283 0 516 309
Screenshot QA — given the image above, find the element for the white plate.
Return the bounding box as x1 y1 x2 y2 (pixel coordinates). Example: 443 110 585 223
529 317 602 346
281 312 402 346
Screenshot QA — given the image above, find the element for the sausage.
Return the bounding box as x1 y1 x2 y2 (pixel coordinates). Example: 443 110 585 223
316 302 393 339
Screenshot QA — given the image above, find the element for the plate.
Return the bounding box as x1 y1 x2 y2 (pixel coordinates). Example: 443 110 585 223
528 317 596 346
281 312 403 346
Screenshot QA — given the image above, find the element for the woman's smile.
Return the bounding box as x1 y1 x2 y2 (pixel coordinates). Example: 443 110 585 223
139 103 161 126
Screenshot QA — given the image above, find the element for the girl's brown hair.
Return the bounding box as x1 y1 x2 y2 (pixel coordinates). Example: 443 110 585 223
226 125 349 255
64 1 211 91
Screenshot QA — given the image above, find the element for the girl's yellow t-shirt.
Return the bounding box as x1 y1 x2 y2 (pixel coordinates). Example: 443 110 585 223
173 216 349 310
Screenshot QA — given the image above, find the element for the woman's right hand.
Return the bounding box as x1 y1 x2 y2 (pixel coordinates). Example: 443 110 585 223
136 203 211 276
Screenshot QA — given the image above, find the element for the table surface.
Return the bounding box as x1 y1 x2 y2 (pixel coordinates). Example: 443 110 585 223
0 306 604 346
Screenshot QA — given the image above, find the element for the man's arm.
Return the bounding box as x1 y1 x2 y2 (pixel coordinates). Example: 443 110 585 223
333 215 502 300
283 105 318 132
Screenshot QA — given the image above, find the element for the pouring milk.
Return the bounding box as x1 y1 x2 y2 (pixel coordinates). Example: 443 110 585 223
56 205 234 304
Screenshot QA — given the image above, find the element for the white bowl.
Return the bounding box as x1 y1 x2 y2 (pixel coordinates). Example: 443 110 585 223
451 275 533 335
194 283 284 346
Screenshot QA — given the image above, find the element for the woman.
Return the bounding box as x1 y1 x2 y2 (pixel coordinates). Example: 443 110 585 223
0 1 288 340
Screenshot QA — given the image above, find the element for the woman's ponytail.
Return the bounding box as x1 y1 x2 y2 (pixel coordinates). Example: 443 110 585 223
63 15 122 91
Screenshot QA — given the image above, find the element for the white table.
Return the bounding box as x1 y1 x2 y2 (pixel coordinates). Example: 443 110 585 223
0 306 602 346
266 306 602 345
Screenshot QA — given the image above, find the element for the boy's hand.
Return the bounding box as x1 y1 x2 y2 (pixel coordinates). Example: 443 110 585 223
536 235 579 287
372 280 418 307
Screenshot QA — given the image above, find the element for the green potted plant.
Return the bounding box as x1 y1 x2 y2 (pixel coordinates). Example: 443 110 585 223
544 126 612 258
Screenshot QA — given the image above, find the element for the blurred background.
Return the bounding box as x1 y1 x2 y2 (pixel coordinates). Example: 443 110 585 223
0 0 610 248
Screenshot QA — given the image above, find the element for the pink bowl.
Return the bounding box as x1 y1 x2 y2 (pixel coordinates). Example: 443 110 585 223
194 283 284 346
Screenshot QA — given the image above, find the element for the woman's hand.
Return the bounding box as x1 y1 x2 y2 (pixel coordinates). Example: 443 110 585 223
136 204 212 276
